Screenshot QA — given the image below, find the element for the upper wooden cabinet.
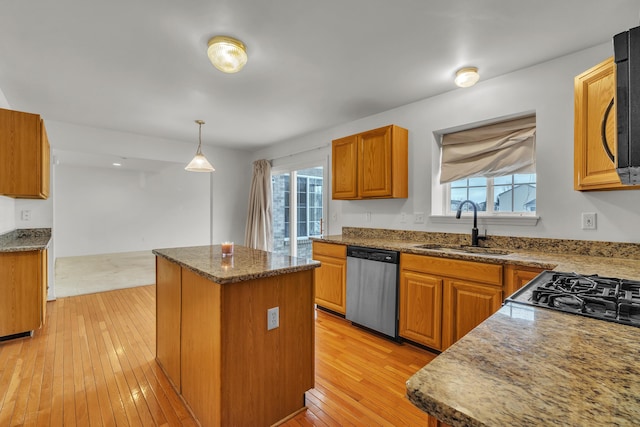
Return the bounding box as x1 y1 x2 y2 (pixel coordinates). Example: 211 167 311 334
0 107 50 199
332 125 408 199
574 57 640 191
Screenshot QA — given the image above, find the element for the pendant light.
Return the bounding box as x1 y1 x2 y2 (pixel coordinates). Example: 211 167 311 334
185 120 215 172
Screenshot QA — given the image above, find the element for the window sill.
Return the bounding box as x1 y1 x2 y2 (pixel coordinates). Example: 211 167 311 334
429 215 540 227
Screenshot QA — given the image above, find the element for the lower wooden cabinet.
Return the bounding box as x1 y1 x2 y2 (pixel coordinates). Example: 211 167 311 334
442 279 502 350
399 255 443 349
312 241 347 314
0 249 48 337
504 264 545 298
399 253 503 351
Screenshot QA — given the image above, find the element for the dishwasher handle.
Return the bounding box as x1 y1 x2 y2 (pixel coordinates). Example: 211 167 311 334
346 246 399 264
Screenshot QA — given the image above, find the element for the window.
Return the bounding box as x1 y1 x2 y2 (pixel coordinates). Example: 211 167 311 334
441 114 537 216
272 165 325 258
449 173 536 214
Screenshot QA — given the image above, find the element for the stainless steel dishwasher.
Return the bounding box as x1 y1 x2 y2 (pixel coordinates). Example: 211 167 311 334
346 245 399 339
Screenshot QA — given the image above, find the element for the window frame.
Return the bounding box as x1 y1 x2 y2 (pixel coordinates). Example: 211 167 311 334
445 174 537 217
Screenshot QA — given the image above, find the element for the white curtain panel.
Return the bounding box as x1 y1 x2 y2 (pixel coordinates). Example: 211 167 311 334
440 115 536 184
244 159 273 251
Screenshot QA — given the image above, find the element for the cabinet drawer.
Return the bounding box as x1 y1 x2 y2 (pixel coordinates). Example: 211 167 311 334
401 253 502 287
312 241 346 259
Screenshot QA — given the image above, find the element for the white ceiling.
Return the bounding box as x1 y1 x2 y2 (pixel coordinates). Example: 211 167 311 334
1 0 639 151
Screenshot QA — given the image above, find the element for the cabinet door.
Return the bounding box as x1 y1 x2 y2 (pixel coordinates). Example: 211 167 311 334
359 126 393 198
313 253 347 314
156 256 182 389
399 270 443 350
442 280 502 350
504 265 544 299
574 57 640 191
0 108 50 198
332 134 359 199
0 251 43 336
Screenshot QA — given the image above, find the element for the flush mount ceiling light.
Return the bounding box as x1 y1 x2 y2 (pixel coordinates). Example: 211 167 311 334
455 67 480 88
207 36 248 73
185 120 215 172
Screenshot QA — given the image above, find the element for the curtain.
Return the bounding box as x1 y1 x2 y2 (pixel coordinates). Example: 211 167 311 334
244 159 273 251
439 115 536 184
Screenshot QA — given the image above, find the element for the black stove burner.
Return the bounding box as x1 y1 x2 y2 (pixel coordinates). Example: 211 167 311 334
511 271 640 328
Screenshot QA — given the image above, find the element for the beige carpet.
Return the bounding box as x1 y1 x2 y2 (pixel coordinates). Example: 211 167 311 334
55 250 155 297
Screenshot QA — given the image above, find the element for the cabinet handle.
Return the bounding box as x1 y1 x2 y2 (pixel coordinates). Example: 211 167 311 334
601 98 615 163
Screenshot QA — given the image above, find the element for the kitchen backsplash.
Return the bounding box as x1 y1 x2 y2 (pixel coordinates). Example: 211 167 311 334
341 227 640 260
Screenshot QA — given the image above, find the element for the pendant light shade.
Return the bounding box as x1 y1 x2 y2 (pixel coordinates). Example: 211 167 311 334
207 36 248 73
185 120 215 172
454 67 480 88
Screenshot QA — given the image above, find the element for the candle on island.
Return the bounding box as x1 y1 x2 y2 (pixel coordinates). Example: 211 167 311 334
221 241 234 256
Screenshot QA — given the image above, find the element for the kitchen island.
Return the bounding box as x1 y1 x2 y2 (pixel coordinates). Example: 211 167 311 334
406 301 640 426
153 244 320 427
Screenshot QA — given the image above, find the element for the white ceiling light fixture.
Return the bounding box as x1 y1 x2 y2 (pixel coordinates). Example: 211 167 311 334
454 67 480 88
207 36 248 73
185 120 215 172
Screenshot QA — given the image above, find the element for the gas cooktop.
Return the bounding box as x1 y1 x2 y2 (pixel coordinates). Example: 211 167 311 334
506 271 640 327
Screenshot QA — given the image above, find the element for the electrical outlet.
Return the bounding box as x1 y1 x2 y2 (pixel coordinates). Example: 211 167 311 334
267 307 279 330
366 212 372 222
414 212 425 224
332 212 337 221
400 212 407 223
21 210 31 221
581 212 597 230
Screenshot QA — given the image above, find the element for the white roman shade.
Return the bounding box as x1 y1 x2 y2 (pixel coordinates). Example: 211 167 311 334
439 115 536 184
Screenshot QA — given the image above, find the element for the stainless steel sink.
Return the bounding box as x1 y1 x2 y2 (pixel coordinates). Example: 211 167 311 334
413 243 511 256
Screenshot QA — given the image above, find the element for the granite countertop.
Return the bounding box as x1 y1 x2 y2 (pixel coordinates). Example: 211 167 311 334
316 228 640 425
406 303 640 426
0 228 52 252
313 234 640 281
153 244 320 284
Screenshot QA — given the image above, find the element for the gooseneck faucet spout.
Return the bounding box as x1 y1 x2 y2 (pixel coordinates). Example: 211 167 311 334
456 200 485 247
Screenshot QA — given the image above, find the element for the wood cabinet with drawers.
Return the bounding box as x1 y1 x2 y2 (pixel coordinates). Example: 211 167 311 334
574 57 640 191
0 249 48 337
332 125 408 200
399 253 503 351
312 241 347 314
0 107 50 199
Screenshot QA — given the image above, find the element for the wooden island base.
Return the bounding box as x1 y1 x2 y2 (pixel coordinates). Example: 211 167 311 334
155 246 317 427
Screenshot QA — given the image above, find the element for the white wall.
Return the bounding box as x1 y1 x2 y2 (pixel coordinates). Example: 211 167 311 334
0 87 16 234
253 43 640 244
55 163 209 256
0 197 15 234
47 122 252 257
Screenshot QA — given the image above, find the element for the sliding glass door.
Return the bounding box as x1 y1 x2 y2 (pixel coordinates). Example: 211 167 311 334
272 164 325 258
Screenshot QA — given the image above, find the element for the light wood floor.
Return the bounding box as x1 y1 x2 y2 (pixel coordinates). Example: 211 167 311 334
0 285 436 426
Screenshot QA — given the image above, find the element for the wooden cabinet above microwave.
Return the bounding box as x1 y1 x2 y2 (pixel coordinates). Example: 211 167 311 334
574 57 640 191
332 125 408 200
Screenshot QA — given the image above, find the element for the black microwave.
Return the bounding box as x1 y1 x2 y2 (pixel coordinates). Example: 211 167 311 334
613 26 640 185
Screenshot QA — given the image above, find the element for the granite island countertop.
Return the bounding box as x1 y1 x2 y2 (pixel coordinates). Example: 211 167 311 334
153 244 320 284
406 303 640 426
0 228 52 252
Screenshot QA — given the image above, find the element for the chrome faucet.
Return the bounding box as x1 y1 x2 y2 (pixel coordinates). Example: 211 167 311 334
456 200 486 247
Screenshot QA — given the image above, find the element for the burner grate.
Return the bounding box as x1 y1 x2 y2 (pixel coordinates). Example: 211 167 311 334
507 271 640 328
